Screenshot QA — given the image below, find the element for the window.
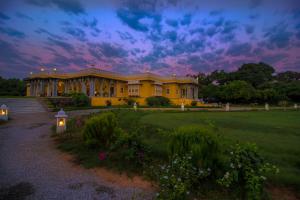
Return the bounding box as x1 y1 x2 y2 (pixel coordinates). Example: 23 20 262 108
120 88 124 93
166 88 170 94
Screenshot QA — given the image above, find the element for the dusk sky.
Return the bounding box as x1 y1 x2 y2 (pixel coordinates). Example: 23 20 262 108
0 0 300 78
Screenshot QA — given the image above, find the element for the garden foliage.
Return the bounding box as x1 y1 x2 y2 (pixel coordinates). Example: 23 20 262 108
169 125 221 170
217 143 279 200
146 96 170 107
83 112 120 148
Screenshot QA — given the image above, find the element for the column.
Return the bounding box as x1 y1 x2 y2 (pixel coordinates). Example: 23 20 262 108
30 81 34 96
52 79 57 96
81 78 86 94
89 78 95 97
108 80 112 97
64 80 68 94
47 80 51 96
99 78 103 97
40 80 44 96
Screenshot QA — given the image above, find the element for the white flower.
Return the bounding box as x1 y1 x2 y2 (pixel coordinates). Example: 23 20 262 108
163 176 168 179
224 172 230 178
177 178 181 182
207 168 211 171
230 151 233 155
230 163 235 168
238 164 242 168
156 193 159 196
261 176 266 180
186 191 190 195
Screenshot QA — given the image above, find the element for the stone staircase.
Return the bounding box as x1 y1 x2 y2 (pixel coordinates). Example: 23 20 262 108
0 98 46 114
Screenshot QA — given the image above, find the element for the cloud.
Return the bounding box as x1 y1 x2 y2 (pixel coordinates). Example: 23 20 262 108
190 27 204 35
164 30 177 42
206 26 218 37
209 9 222 16
117 31 137 44
165 19 178 27
47 37 75 53
80 17 100 33
249 0 263 8
0 26 26 38
227 43 252 56
264 23 292 48
261 53 287 64
221 20 238 34
62 27 86 41
245 25 255 34
26 0 85 15
117 8 161 32
15 12 33 21
88 42 128 59
180 14 192 26
35 28 65 40
0 12 10 20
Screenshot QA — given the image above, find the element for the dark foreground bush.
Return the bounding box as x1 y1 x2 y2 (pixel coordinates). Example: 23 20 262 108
71 93 90 107
83 112 120 148
169 125 221 170
146 96 170 107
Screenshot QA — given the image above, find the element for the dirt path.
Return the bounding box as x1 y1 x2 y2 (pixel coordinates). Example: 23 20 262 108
0 98 153 200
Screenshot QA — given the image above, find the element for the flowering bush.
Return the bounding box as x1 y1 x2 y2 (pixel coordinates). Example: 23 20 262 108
98 152 107 161
217 143 279 200
155 153 210 200
110 132 149 167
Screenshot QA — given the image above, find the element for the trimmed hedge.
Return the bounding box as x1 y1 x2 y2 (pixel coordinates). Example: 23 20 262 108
146 96 170 107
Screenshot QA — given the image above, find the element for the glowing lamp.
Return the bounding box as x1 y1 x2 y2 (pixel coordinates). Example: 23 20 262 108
0 104 9 121
55 108 68 133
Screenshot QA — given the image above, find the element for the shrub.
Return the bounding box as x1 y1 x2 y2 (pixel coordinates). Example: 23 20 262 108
110 131 149 167
191 101 197 106
127 98 135 106
83 112 120 148
217 143 279 200
70 93 90 107
169 125 221 170
106 100 112 107
155 153 210 200
146 96 170 107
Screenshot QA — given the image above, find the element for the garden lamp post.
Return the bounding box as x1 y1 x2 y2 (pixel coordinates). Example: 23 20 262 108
55 108 68 133
181 102 185 111
225 103 230 112
133 102 137 111
265 103 269 111
0 104 9 121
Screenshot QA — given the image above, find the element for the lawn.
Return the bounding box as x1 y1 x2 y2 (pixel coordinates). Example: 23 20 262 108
138 110 300 189
54 109 300 198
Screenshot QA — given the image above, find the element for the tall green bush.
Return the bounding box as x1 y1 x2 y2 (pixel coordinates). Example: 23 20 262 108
169 125 221 170
83 112 120 148
71 92 90 107
146 96 170 107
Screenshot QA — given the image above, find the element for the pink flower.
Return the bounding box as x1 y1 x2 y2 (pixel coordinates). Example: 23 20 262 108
98 152 106 161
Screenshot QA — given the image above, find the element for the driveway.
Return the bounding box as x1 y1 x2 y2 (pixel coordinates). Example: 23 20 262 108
0 98 152 200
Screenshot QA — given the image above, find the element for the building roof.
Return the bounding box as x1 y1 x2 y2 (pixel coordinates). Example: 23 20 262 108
26 68 198 84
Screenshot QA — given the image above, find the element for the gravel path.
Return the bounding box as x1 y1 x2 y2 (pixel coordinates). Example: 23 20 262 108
0 99 153 200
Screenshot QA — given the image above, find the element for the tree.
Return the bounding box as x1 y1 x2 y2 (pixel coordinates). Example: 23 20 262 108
219 80 256 103
275 71 300 82
0 77 26 96
234 62 275 88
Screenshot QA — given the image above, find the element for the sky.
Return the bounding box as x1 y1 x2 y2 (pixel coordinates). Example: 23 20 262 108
0 0 300 78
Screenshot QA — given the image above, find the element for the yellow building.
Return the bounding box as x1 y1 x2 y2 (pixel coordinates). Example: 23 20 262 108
26 68 199 106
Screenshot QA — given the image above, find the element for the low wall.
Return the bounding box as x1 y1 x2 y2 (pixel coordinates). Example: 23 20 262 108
91 97 207 107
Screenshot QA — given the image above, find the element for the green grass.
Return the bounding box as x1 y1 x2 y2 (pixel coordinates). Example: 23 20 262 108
139 110 300 189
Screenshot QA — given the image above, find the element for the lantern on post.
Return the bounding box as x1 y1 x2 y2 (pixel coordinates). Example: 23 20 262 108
133 102 137 111
181 102 185 111
225 103 230 112
265 103 269 111
0 104 9 121
55 108 68 133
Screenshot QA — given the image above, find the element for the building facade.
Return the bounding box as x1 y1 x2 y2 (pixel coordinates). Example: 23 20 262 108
26 68 199 106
